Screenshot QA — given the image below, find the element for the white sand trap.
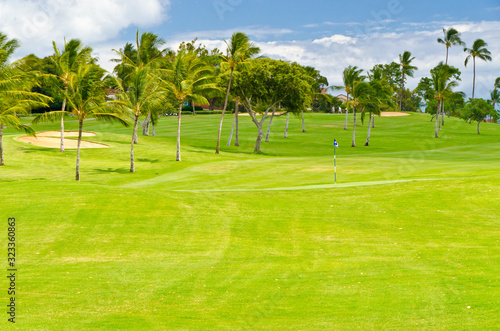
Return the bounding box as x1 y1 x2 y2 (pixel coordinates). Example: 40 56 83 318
17 131 109 149
36 131 97 137
380 112 410 117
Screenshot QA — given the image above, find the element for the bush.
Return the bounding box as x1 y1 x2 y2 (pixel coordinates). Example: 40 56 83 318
182 105 203 112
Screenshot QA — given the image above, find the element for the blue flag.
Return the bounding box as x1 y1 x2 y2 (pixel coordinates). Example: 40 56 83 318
334 139 339 147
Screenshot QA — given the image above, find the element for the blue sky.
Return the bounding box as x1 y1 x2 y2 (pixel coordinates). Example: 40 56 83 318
1 0 499 98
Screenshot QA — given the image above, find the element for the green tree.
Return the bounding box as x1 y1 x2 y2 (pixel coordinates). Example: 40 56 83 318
489 89 500 110
464 39 492 100
215 32 260 154
157 50 217 161
51 39 93 152
231 59 312 153
437 27 465 65
494 77 500 90
461 98 498 134
398 51 418 111
34 64 128 180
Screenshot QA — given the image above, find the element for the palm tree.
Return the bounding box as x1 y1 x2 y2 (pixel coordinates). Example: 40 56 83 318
215 32 260 154
437 27 465 65
113 31 167 137
363 69 393 146
51 39 93 152
34 64 128 180
0 33 50 165
113 67 164 172
331 65 365 130
464 39 492 100
346 81 372 147
156 50 217 161
398 51 418 111
490 89 500 110
430 65 458 138
494 77 500 90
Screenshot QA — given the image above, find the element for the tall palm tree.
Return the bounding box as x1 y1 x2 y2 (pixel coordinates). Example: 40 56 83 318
464 39 492 100
157 51 217 161
34 64 128 180
215 32 260 154
346 81 372 147
331 65 365 130
51 39 93 152
398 51 418 111
430 65 458 138
437 27 465 65
113 67 164 172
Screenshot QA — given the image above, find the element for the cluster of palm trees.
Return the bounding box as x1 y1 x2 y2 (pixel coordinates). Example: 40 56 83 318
0 31 267 180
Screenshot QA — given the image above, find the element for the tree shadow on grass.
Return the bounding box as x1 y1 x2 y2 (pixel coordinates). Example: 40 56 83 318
137 158 160 163
92 168 131 174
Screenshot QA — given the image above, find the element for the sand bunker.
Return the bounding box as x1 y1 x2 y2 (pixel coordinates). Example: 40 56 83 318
17 131 109 149
380 112 410 117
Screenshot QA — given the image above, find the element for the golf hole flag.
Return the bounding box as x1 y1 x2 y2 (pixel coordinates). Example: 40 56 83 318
333 139 338 184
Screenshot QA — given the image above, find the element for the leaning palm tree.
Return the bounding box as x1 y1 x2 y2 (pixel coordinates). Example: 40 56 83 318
464 39 492 100
430 65 458 138
330 65 365 130
215 32 260 154
437 27 465 65
156 50 217 161
34 64 128 180
363 70 393 146
0 33 49 165
50 39 93 152
398 51 418 111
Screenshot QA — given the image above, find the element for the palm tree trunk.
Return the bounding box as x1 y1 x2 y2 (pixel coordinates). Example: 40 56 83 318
60 94 67 152
435 100 440 138
254 123 264 153
364 114 373 146
142 112 150 136
192 101 196 115
284 112 289 138
344 93 349 130
75 119 83 181
234 98 239 146
227 102 236 146
130 115 139 173
0 123 4 166
477 121 480 135
441 103 445 126
176 103 182 161
372 114 375 128
445 47 449 65
301 109 305 132
351 108 356 147
399 72 405 111
472 56 476 100
438 103 441 131
152 123 156 137
265 106 276 142
216 68 234 154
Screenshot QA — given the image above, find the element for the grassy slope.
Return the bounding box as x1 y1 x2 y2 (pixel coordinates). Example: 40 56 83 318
0 113 499 330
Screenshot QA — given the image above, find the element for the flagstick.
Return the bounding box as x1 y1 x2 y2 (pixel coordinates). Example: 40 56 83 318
334 144 337 184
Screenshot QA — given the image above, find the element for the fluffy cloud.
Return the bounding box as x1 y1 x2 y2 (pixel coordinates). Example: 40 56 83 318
313 34 356 46
0 0 169 56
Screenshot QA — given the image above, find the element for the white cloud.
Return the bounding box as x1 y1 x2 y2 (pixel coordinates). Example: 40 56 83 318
313 34 356 46
0 0 170 59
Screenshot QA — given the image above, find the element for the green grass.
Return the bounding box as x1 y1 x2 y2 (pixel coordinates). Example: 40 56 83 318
0 113 499 330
